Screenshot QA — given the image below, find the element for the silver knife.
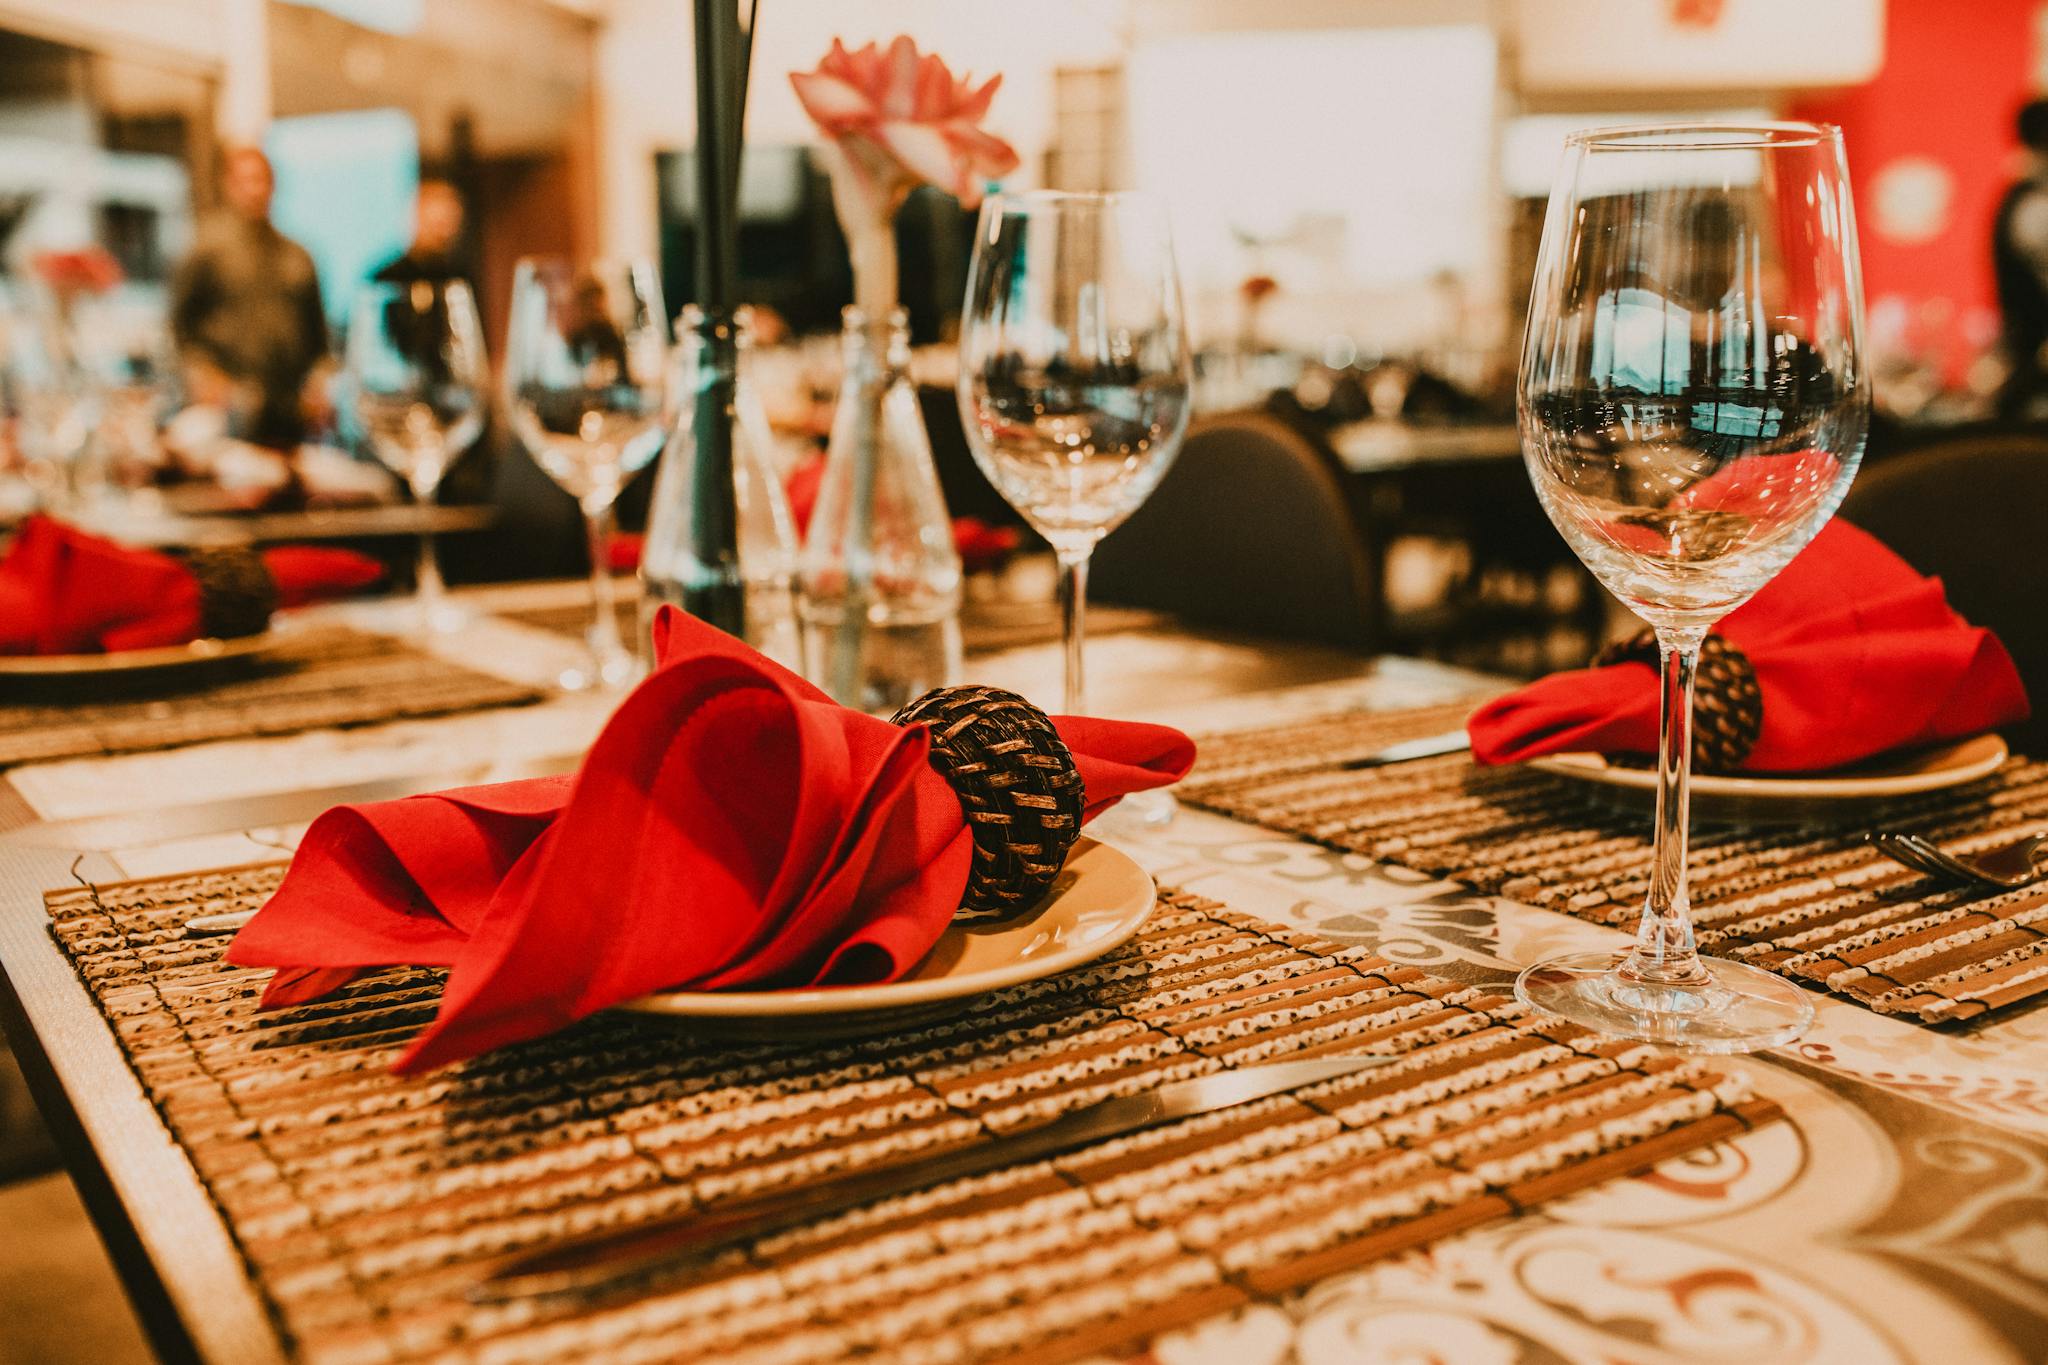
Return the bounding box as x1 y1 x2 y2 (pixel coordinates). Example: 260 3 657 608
1339 729 1470 770
473 1052 1398 1304
1 752 584 853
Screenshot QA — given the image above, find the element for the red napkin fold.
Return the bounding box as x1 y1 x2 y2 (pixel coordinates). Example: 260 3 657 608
226 607 1195 1073
0 516 384 655
1469 520 2029 772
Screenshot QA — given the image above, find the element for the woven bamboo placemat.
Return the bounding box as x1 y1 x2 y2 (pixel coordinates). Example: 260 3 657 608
0 628 544 767
495 594 639 642
1182 710 2048 1025
47 870 1773 1365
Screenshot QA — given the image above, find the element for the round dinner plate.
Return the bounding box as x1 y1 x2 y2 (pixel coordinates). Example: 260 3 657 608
1530 732 2008 805
0 630 285 678
617 836 1155 1038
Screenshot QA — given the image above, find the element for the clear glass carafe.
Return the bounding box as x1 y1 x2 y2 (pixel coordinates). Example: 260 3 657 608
640 306 802 668
798 306 961 712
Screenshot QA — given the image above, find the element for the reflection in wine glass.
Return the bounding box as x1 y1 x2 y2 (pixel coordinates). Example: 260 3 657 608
1515 122 1870 1051
346 280 489 633
505 258 671 689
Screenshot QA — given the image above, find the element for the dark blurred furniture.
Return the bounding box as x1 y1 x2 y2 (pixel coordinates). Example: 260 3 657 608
1841 432 2048 757
1309 411 1597 675
1092 411 1379 650
918 385 1033 533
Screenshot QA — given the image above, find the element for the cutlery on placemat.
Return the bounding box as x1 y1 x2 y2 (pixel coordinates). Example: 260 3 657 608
473 1052 1399 1304
1 752 584 853
1870 829 2048 891
1338 729 1470 771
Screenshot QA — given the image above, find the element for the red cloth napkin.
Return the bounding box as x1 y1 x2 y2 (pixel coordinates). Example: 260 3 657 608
226 606 1195 1073
0 516 384 655
785 456 1023 573
1469 520 2029 772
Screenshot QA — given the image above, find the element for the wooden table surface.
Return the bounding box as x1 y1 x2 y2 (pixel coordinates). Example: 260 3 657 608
0 579 2042 1364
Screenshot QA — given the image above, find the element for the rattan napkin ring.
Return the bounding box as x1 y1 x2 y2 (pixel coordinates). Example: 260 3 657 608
890 685 1086 912
176 546 278 640
1594 629 1763 773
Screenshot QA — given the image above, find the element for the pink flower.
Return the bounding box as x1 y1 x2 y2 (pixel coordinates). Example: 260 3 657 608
791 36 1019 208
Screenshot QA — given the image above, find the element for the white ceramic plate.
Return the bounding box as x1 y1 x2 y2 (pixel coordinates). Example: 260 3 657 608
617 836 1155 1037
0 630 284 678
1530 732 2008 803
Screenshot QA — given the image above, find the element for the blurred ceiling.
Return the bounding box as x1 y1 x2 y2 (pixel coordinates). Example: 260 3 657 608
270 0 594 160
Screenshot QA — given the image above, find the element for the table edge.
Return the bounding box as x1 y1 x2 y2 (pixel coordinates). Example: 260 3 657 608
0 842 288 1365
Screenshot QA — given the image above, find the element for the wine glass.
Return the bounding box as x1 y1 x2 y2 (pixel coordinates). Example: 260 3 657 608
346 280 489 633
1516 121 1869 1051
956 190 1192 717
505 258 671 690
1 300 101 512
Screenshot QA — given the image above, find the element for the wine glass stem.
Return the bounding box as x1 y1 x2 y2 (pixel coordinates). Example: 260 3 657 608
583 495 625 663
409 457 446 627
1620 626 1712 989
1057 546 1091 716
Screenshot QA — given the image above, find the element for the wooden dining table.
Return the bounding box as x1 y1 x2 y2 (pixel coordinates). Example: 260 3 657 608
0 578 2041 1364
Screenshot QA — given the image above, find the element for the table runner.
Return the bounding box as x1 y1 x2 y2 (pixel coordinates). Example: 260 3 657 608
47 869 1772 1365
1182 709 2048 1025
0 628 544 767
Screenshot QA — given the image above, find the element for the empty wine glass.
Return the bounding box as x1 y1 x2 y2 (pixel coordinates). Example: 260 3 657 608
505 258 671 689
346 280 489 632
1 301 101 511
1516 121 1870 1051
956 190 1192 717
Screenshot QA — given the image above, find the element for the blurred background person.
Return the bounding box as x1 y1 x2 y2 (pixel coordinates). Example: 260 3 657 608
1993 98 2048 417
373 178 470 290
169 146 327 451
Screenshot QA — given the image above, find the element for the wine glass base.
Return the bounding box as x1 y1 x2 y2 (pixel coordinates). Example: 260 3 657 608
355 596 471 636
1095 788 1179 839
557 648 641 693
1514 950 1814 1053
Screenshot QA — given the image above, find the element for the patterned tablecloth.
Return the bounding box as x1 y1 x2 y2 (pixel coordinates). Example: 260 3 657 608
5 588 2044 1364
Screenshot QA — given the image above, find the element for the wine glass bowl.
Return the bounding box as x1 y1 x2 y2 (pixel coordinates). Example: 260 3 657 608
956 191 1192 716
1514 121 1869 1051
345 280 490 633
505 258 672 689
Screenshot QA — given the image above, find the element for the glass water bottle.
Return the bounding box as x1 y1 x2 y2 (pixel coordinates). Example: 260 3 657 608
798 306 962 712
639 306 802 668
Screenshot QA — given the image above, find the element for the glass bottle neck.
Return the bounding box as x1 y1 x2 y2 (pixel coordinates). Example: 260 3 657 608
840 307 910 386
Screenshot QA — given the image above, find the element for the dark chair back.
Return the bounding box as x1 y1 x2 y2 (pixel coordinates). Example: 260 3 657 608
918 385 1032 530
1840 433 2048 755
1091 411 1379 650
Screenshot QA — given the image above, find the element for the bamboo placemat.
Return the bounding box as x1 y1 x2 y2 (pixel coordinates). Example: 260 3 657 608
495 594 639 642
0 628 544 766
1182 710 2048 1025
47 870 1773 1365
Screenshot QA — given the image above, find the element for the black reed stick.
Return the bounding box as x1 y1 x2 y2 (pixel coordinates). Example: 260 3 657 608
682 0 748 635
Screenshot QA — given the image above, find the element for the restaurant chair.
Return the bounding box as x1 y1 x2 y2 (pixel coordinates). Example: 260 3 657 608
1091 410 1380 650
918 385 1035 532
1840 432 2048 755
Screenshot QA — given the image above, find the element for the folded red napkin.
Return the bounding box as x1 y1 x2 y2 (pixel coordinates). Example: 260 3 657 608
1469 520 2029 772
226 607 1194 1072
785 457 1024 573
0 516 384 655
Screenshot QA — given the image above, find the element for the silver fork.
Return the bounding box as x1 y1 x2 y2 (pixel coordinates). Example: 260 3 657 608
1870 830 2048 891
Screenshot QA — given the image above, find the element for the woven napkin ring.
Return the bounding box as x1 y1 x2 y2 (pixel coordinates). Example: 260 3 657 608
174 547 279 640
1593 630 1764 773
890 685 1087 912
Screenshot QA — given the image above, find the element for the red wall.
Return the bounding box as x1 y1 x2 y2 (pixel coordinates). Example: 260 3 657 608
1790 0 2041 368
